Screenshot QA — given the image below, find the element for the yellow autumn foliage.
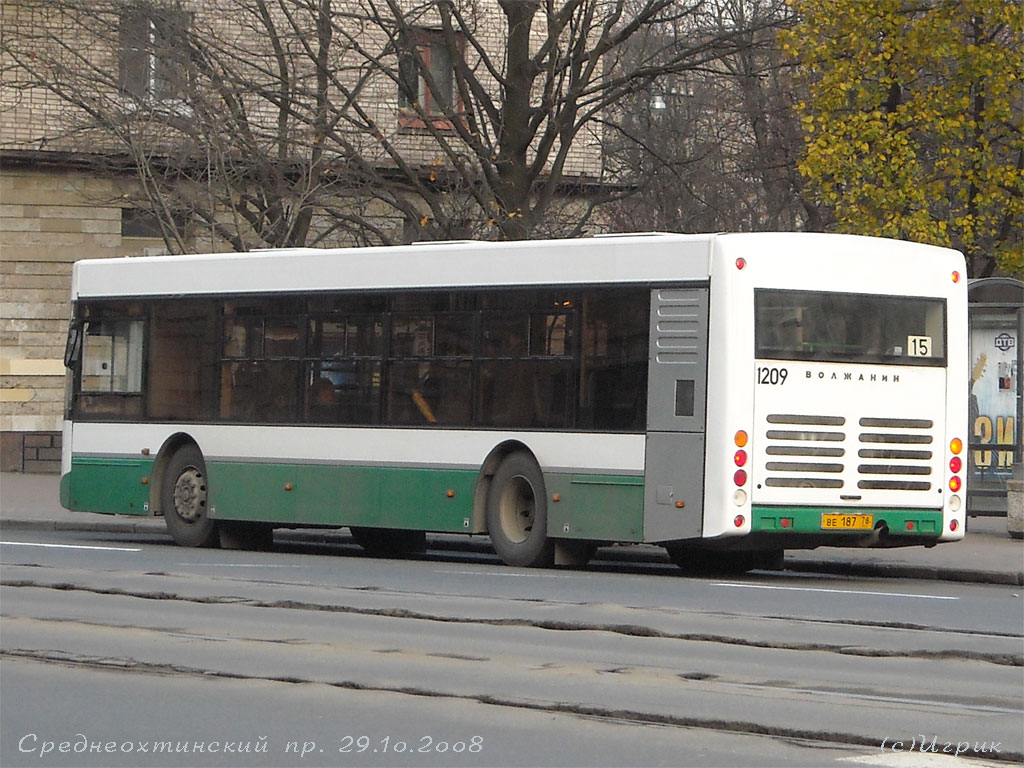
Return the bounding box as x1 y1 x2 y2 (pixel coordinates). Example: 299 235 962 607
782 0 1023 276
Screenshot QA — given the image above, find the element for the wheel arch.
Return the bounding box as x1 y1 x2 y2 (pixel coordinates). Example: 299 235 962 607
473 439 539 534
150 432 203 516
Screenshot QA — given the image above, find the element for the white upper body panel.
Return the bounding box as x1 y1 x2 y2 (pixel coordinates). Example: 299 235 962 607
72 233 717 299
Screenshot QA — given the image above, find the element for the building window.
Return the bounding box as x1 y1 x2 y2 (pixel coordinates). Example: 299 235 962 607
118 7 192 101
121 208 189 239
398 29 459 118
121 208 163 238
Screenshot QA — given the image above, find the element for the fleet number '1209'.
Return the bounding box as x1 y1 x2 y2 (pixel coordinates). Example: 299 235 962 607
757 367 788 385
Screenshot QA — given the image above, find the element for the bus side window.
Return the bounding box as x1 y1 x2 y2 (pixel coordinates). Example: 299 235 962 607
81 319 144 394
387 361 471 426
148 300 219 420
579 290 649 431
478 310 572 428
74 310 146 420
218 299 303 423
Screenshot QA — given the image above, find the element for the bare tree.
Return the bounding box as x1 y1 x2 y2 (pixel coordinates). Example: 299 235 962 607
3 0 783 250
601 0 819 233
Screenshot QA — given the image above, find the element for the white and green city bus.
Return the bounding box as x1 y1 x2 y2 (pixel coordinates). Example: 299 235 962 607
60 232 969 570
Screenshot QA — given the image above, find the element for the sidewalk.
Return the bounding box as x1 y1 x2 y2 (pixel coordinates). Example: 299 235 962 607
2 472 1021 585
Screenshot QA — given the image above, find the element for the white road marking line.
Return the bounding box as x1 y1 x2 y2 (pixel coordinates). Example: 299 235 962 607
713 582 959 600
0 541 142 552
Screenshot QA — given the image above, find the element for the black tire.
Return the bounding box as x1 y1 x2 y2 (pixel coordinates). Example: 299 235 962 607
486 452 554 567
349 526 426 556
162 445 219 548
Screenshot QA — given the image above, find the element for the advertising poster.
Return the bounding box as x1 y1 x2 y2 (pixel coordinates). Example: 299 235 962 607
969 322 1019 483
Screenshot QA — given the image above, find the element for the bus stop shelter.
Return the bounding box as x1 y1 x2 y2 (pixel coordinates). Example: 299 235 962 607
967 277 1023 523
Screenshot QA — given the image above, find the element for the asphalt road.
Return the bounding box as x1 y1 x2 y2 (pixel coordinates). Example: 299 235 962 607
1 528 1021 768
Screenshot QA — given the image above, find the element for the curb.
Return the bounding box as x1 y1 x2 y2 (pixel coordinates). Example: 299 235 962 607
3 518 1020 586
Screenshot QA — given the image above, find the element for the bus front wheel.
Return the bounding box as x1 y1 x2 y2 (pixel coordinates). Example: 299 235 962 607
162 445 219 548
486 452 555 568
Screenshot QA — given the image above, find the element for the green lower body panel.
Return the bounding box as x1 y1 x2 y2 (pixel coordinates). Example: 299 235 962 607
205 463 646 538
60 472 72 509
65 457 155 515
752 506 943 536
207 461 479 533
546 474 644 542
62 456 648 540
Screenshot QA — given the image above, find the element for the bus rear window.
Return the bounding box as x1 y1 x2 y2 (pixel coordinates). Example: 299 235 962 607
755 290 946 366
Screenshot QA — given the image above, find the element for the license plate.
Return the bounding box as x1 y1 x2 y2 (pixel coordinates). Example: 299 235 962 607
821 513 874 530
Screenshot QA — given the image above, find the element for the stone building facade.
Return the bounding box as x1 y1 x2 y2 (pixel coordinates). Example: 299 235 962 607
1 1 606 471
1 161 171 471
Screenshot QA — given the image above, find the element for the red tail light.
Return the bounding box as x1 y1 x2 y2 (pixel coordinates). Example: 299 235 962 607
949 439 963 494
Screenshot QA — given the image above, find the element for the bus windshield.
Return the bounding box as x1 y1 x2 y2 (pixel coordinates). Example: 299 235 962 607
755 289 946 366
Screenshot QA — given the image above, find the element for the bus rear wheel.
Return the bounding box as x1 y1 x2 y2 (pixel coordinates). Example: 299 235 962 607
486 452 554 568
162 445 219 548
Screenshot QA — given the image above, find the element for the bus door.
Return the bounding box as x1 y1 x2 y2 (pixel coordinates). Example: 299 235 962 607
643 287 709 542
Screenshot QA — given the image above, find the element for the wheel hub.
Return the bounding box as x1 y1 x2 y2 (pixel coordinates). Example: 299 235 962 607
173 468 206 523
499 475 535 543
